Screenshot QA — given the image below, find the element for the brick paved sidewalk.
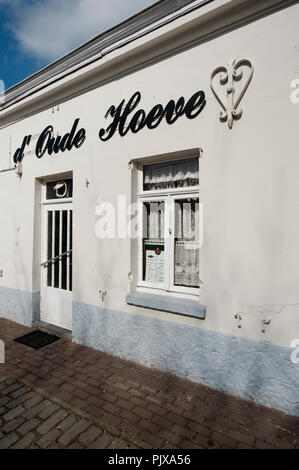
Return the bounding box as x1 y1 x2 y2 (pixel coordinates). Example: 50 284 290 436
0 317 299 449
0 376 131 449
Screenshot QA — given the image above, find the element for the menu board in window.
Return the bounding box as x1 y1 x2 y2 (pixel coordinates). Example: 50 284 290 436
144 240 165 283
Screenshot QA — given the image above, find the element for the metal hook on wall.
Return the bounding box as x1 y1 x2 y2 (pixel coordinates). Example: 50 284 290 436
261 319 271 333
234 313 242 328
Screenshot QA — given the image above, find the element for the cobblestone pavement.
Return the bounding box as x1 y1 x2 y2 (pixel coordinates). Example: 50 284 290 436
0 317 299 449
0 375 132 449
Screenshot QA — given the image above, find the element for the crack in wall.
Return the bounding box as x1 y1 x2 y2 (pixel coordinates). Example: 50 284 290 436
232 300 299 316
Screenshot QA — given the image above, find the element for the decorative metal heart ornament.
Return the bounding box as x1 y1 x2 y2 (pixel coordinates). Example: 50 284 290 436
211 58 254 129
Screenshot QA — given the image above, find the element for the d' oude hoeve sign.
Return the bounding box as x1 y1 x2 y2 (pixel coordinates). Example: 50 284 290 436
13 89 206 164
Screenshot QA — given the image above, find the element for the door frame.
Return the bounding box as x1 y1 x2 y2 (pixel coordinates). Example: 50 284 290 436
40 175 73 331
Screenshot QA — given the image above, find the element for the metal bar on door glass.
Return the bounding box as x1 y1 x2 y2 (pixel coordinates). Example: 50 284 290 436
41 249 72 267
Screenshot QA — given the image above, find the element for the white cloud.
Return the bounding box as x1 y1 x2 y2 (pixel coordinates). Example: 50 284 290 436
3 0 157 62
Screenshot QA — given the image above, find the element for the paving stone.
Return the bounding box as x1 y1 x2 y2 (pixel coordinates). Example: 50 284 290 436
37 409 68 435
23 395 44 409
38 403 59 420
255 439 272 449
37 429 61 449
22 400 51 420
88 432 114 449
18 418 40 435
211 431 237 449
57 414 77 431
58 419 90 446
13 432 36 449
0 432 19 449
228 429 255 446
0 396 10 407
2 417 25 433
2 405 25 421
5 392 35 410
78 425 102 446
158 429 182 446
11 386 30 399
67 441 85 449
1 378 15 386
1 383 22 395
108 438 129 449
139 430 164 448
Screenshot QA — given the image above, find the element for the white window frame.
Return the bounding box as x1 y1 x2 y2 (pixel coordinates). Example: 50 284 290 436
137 158 201 297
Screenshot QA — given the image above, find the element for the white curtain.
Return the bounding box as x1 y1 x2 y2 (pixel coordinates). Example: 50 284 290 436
144 201 164 241
144 157 199 191
174 199 199 287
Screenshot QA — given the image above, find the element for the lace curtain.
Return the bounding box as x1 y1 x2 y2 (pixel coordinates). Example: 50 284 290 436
143 157 199 191
143 202 165 240
174 199 199 288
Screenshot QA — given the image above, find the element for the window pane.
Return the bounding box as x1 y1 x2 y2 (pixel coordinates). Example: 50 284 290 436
46 179 73 200
54 211 60 288
143 201 165 283
174 198 199 288
47 211 53 287
69 211 73 292
143 157 199 191
61 210 68 290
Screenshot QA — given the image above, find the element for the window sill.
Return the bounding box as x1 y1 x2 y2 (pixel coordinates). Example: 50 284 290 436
126 291 206 320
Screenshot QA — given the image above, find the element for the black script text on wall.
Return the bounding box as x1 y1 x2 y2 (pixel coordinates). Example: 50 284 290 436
99 90 206 141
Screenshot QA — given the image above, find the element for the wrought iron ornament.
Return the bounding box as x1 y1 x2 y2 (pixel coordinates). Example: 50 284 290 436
211 58 253 129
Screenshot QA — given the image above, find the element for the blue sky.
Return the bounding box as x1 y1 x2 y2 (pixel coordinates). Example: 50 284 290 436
0 0 157 91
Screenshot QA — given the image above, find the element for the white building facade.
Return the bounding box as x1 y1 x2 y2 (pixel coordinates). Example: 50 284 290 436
0 0 299 416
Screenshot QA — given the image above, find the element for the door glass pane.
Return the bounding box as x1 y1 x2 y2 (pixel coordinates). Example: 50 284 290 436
45 207 72 292
174 198 199 288
143 158 199 191
69 211 73 292
142 201 165 283
46 179 73 200
61 210 67 290
47 211 53 287
54 211 60 288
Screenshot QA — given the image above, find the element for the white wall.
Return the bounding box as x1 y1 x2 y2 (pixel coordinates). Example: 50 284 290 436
0 3 298 347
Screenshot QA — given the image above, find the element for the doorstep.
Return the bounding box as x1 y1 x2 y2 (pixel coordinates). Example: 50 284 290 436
32 319 73 341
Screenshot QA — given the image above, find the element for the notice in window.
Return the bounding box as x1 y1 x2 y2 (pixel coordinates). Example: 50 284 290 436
144 241 164 283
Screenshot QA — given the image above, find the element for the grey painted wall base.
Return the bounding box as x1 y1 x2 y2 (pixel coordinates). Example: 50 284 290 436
73 300 299 418
0 286 38 327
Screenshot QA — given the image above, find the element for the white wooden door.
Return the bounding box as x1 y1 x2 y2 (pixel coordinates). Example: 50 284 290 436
41 202 72 330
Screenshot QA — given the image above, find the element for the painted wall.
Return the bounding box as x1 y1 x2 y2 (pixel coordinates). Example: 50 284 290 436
0 2 298 412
